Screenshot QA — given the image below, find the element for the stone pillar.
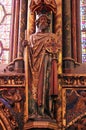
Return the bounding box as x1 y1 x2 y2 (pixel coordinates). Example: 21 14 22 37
54 0 62 74
8 0 26 73
71 0 77 62
13 0 27 73
62 0 71 58
17 0 27 58
9 0 16 62
76 0 82 63
54 1 62 130
71 0 81 65
27 1 35 38
62 0 75 73
12 0 20 60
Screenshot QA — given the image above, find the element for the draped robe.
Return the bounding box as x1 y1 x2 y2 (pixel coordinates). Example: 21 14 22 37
28 32 60 115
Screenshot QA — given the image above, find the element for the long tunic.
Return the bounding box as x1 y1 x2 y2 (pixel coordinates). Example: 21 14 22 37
28 32 60 115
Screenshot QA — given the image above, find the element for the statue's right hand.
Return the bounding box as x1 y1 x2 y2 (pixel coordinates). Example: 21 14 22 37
22 40 28 47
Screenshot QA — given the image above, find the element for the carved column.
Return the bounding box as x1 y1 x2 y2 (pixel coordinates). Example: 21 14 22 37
9 0 24 73
9 0 16 62
9 0 28 72
54 0 62 129
27 1 35 38
76 0 82 63
17 0 27 57
12 0 27 73
71 0 81 64
62 0 72 58
62 0 75 73
54 0 62 74
71 0 77 62
12 0 20 60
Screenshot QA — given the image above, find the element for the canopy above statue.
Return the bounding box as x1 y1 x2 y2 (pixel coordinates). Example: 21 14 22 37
30 0 57 14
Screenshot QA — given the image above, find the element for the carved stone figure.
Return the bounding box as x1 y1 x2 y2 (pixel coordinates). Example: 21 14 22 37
23 14 60 119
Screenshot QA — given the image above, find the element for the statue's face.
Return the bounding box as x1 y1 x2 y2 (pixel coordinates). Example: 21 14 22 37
38 16 48 31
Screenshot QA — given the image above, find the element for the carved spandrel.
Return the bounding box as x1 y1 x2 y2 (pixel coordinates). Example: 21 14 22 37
65 89 86 129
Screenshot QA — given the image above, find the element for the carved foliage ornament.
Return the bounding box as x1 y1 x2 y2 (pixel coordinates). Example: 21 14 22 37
59 74 86 86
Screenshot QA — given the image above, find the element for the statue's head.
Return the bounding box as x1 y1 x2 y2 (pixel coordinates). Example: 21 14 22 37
36 14 50 31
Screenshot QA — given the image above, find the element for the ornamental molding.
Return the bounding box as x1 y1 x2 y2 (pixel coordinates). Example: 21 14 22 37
59 74 86 87
0 74 25 87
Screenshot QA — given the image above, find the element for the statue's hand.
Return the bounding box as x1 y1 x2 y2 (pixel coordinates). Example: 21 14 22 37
22 40 28 47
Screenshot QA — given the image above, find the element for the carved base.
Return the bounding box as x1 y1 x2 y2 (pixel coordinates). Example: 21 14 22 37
6 57 24 73
24 120 58 130
63 57 75 73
